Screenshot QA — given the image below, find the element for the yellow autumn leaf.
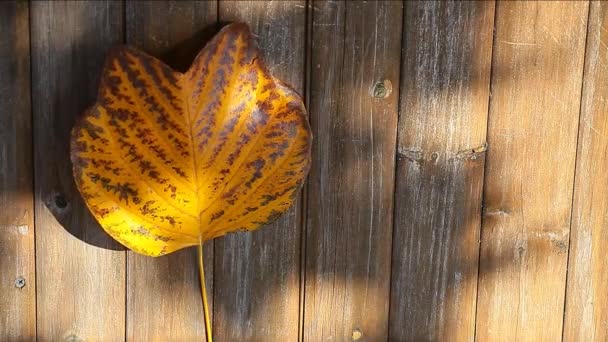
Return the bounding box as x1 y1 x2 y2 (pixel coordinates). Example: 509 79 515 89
70 23 312 258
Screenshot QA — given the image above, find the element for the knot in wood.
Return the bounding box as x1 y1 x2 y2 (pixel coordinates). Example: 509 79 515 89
371 79 392 98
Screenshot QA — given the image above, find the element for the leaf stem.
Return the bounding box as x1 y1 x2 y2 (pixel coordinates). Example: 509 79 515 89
198 238 213 342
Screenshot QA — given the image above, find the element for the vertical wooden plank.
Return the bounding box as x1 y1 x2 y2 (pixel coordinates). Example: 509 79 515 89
0 1 36 340
476 2 588 340
304 1 402 341
31 2 126 340
124 2 217 340
564 2 608 340
389 2 494 341
213 2 305 341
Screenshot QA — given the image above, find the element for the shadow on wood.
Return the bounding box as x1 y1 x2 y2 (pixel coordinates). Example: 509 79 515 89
43 23 219 251
28 3 553 340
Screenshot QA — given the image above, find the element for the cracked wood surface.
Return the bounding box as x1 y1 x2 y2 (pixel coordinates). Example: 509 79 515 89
476 2 589 340
304 1 402 341
390 2 495 341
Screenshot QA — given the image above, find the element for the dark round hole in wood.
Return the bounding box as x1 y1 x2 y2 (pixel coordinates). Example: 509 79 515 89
54 194 68 209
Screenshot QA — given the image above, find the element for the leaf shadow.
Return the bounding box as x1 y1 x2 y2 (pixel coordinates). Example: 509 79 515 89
40 23 220 251
37 7 124 251
159 24 219 73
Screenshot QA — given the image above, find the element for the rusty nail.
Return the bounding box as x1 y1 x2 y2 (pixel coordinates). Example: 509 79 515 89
431 152 439 161
15 277 25 288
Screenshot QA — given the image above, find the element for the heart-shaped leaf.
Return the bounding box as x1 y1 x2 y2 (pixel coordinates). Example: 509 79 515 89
70 23 312 257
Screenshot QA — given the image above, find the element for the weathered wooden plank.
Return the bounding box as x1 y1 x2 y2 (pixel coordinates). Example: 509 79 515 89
563 2 608 340
213 2 306 341
389 2 495 341
31 2 126 340
0 2 36 340
303 1 402 341
124 2 217 340
476 2 589 340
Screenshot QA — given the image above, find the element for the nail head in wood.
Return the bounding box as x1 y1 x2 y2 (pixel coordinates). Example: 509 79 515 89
15 277 25 289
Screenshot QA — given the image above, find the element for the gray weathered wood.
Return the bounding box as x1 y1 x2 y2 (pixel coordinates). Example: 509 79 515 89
563 2 608 340
5 0 606 339
476 2 589 340
0 2 36 340
390 2 495 341
303 1 402 341
213 2 306 341
125 1 217 340
31 1 125 340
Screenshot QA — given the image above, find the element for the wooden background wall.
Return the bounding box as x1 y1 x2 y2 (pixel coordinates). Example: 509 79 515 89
1 1 607 341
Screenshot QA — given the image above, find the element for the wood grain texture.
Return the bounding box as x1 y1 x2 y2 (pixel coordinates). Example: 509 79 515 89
303 1 402 341
563 2 608 340
0 2 36 340
389 2 495 341
476 2 589 340
5 0 605 339
124 2 217 340
31 2 125 340
213 1 305 341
